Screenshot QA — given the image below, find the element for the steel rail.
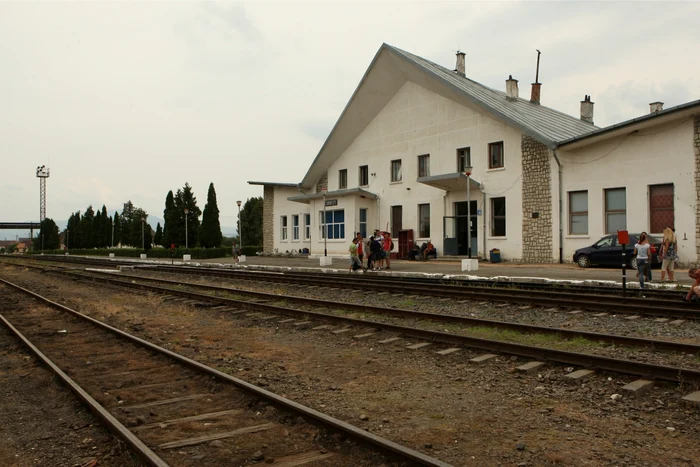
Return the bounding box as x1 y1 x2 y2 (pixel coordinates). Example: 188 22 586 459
0 276 452 467
72 269 700 354
0 309 170 467
48 270 700 384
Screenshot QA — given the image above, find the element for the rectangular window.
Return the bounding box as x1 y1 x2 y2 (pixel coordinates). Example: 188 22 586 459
359 208 368 238
319 209 345 239
391 206 402 237
418 204 430 237
359 165 369 187
605 188 626 234
304 213 311 240
338 169 347 189
457 147 471 173
281 215 288 241
418 154 430 178
490 197 506 236
568 191 588 235
488 141 504 169
649 184 674 233
391 159 402 182
292 215 299 240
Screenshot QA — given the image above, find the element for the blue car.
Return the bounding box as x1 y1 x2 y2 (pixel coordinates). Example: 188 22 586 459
573 233 661 269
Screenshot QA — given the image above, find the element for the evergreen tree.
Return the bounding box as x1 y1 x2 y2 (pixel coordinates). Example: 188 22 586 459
100 205 111 247
153 223 163 246
175 183 201 248
200 183 222 248
79 206 95 248
162 190 176 248
93 208 103 248
36 218 60 250
113 212 122 246
240 197 263 247
67 211 82 248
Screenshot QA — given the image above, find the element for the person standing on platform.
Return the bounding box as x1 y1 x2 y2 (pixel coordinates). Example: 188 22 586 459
633 232 651 289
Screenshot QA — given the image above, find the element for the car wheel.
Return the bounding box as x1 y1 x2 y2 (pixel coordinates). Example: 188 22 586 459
577 255 591 268
629 257 637 270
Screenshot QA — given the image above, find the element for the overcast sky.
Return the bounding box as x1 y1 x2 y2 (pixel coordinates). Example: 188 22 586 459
2 1 699 238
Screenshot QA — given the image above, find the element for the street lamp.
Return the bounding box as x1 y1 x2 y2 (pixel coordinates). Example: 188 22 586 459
184 208 189 252
236 200 242 253
465 163 473 258
321 188 327 256
141 216 146 251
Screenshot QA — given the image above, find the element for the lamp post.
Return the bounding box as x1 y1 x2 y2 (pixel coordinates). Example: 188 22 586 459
184 208 189 252
465 163 473 259
141 216 146 251
236 200 242 253
321 188 327 256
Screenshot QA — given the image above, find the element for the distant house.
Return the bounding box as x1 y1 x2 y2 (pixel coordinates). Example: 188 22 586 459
250 43 700 263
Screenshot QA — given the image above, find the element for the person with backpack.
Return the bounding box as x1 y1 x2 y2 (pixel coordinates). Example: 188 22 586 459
348 237 363 272
369 235 382 270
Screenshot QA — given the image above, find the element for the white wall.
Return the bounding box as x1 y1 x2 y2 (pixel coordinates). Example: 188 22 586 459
273 187 310 253
559 118 696 263
313 81 524 259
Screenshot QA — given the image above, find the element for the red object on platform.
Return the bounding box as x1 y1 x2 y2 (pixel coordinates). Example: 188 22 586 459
618 230 630 245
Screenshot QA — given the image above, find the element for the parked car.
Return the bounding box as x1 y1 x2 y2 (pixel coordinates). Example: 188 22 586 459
573 233 661 269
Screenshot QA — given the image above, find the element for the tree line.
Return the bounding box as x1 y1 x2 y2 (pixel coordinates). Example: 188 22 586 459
34 182 264 251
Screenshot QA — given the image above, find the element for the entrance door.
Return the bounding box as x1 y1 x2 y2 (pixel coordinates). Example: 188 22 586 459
391 206 402 237
455 201 478 256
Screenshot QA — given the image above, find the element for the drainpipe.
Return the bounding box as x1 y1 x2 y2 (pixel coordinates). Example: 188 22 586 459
552 149 563 264
481 185 487 259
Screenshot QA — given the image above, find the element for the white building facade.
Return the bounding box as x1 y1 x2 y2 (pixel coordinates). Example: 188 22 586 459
251 44 700 265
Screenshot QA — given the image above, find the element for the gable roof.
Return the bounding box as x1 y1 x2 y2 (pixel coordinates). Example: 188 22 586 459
300 43 597 188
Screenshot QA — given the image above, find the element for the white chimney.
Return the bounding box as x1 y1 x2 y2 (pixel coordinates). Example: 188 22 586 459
580 95 594 124
649 101 664 113
505 75 519 100
455 51 465 77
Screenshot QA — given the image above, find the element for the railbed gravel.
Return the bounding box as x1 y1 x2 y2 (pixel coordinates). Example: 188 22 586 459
123 270 700 372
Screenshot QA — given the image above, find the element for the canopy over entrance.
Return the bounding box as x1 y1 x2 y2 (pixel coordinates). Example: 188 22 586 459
288 187 378 204
417 172 482 192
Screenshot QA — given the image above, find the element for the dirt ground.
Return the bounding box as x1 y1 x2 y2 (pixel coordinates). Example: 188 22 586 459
1 264 699 466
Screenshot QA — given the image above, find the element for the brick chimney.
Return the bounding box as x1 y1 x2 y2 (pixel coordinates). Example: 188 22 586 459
580 95 594 124
506 75 519 100
455 51 465 77
649 101 664 113
530 82 541 105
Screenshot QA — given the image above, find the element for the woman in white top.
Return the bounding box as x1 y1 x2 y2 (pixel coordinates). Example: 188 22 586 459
634 232 651 289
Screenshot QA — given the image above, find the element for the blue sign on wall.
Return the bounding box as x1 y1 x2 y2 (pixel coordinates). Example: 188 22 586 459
477 209 482 215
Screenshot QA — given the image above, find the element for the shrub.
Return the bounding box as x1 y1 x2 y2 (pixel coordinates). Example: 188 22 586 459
241 245 262 256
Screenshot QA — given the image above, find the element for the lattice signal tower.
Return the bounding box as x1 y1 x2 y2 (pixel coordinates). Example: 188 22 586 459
36 165 50 222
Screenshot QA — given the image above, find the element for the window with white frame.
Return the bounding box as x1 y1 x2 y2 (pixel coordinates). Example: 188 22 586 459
359 208 368 238
338 169 347 189
292 214 299 240
304 213 311 240
391 159 402 182
605 188 626 234
490 197 506 236
418 154 430 178
359 165 369 187
418 204 430 237
569 191 588 235
319 209 345 239
281 215 288 241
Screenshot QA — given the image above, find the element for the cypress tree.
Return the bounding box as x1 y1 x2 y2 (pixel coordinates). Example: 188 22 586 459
177 183 201 248
113 212 121 246
162 190 176 248
200 183 223 248
154 223 163 246
36 218 60 250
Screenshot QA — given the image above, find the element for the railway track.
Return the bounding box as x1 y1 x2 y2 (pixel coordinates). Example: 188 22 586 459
7 256 699 319
0 277 451 467
8 264 700 389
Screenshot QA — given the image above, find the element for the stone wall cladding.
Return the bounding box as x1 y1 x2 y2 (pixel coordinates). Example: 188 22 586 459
262 186 274 253
694 117 700 261
521 134 555 262
315 171 328 192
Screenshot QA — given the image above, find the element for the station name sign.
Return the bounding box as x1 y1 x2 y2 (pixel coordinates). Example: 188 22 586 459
325 199 338 207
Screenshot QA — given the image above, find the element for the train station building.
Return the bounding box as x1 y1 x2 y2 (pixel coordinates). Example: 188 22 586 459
249 43 700 264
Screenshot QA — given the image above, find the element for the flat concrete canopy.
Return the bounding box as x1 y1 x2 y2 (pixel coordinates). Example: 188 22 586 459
417 172 482 192
288 187 378 204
